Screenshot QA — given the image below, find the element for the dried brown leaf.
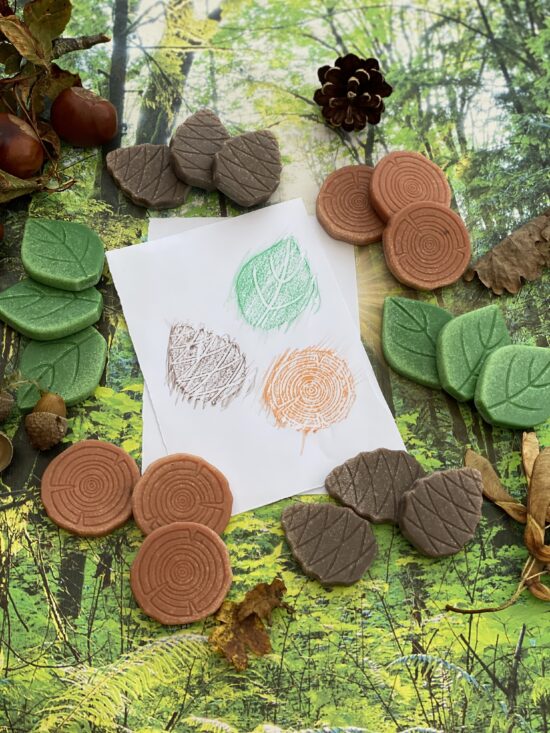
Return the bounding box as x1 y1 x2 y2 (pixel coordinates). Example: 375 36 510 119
524 448 550 564
0 40 20 73
209 578 292 670
464 209 550 295
0 169 46 203
524 557 550 602
464 448 528 523
0 16 49 67
522 432 540 485
23 0 71 49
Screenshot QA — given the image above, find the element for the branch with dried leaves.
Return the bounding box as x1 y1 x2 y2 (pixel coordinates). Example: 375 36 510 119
0 0 110 202
446 434 550 614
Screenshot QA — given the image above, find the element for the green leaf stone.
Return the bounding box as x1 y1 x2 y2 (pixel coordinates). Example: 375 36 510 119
235 235 318 331
21 218 105 291
0 279 103 341
436 305 511 402
17 327 108 411
474 345 550 428
382 296 453 389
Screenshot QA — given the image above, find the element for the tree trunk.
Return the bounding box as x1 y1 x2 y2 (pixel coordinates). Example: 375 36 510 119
57 538 87 620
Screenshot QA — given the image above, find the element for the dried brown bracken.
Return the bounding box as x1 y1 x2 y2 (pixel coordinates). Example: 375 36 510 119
447 437 550 614
209 578 292 670
313 54 392 132
464 209 550 294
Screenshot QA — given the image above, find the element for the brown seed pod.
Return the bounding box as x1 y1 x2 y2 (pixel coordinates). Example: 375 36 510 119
25 412 68 451
0 113 45 179
0 391 15 423
0 432 13 471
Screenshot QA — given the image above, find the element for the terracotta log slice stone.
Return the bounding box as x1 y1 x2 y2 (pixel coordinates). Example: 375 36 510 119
130 522 232 625
316 165 384 245
370 150 452 221
383 202 471 290
132 453 233 535
41 440 140 537
170 109 230 190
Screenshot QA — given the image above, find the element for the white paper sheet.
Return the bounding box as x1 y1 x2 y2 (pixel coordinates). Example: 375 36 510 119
142 215 361 475
108 199 404 514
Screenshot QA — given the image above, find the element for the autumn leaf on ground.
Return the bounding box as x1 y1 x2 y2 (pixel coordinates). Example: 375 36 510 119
209 578 293 671
464 209 550 294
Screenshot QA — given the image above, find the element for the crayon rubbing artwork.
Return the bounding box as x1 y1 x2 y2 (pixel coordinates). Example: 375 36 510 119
166 323 250 408
235 234 318 331
263 347 356 434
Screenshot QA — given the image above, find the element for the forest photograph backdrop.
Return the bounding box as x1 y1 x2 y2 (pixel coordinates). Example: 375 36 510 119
0 0 549 731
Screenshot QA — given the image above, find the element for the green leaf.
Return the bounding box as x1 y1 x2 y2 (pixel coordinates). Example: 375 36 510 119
382 296 453 389
475 345 550 428
0 15 49 66
21 218 105 291
0 278 102 340
23 0 71 48
235 234 318 331
17 327 107 410
436 305 511 401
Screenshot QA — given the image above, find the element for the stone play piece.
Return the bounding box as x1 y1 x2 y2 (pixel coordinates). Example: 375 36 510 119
130 521 233 625
382 296 453 389
383 202 471 290
370 150 451 222
21 218 105 292
17 327 108 411
316 165 384 245
474 345 550 428
398 468 484 557
170 109 230 190
436 305 511 402
281 503 377 586
0 279 103 341
41 440 140 536
132 453 233 535
213 130 282 207
106 144 190 209
325 448 426 523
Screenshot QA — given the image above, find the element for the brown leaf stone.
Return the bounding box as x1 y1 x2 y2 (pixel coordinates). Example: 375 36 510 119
325 448 425 523
213 130 282 207
464 209 550 294
106 144 190 209
282 503 377 586
399 468 483 557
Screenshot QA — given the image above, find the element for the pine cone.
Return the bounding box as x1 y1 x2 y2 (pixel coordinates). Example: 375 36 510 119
313 54 392 132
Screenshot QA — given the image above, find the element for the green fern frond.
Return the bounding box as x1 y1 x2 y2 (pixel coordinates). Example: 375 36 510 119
32 632 207 733
388 654 483 691
533 675 550 704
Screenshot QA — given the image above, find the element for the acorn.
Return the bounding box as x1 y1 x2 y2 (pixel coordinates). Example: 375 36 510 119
0 390 14 423
25 392 68 451
0 432 13 472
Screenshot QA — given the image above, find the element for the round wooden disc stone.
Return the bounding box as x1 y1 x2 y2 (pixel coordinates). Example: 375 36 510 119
370 151 452 221
130 522 232 625
132 453 232 535
316 165 384 245
383 202 471 290
41 440 140 536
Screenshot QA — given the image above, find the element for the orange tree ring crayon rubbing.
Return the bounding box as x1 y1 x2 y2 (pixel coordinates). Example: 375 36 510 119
132 453 233 536
130 522 233 625
263 347 356 433
41 440 140 537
